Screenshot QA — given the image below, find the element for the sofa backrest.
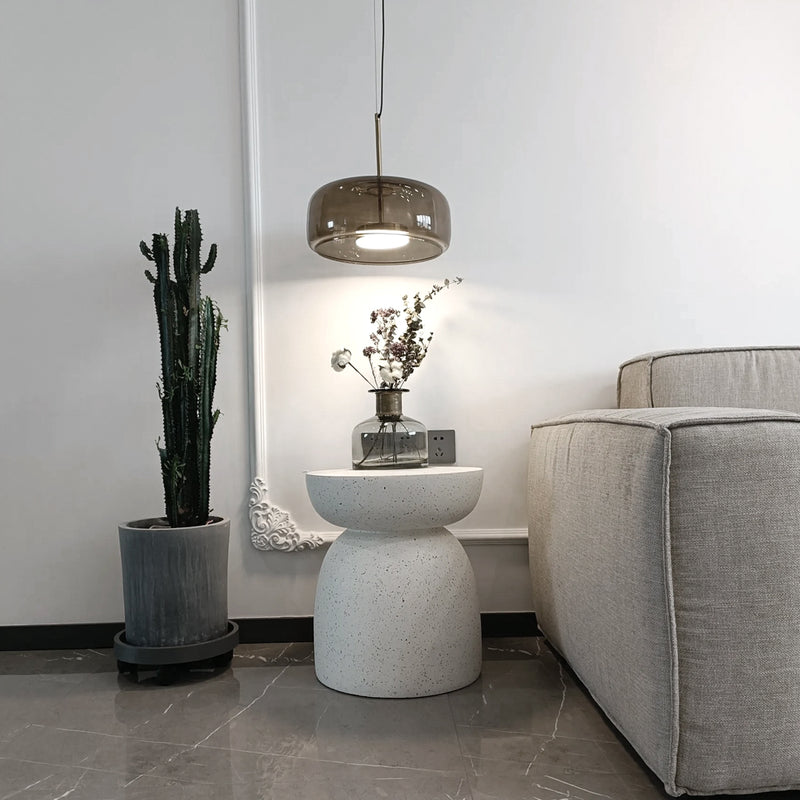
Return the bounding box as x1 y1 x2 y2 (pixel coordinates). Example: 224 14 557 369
617 346 800 412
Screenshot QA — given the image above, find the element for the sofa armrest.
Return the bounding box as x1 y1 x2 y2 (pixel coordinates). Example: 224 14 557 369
528 406 800 795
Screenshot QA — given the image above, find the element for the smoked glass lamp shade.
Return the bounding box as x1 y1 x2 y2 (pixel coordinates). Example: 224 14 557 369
307 175 451 264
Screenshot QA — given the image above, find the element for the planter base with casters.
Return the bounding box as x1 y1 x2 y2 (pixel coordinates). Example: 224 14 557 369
113 621 239 684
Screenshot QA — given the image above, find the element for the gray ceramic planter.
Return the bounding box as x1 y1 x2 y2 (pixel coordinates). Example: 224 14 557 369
118 517 231 648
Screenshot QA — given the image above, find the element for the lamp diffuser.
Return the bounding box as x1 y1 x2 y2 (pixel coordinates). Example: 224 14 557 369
307 174 450 265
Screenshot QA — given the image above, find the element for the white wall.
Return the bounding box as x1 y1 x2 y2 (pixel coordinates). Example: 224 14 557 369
3 0 800 625
0 0 251 624
253 0 800 607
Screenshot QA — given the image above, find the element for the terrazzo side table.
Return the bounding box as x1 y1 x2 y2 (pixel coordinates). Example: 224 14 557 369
306 466 483 698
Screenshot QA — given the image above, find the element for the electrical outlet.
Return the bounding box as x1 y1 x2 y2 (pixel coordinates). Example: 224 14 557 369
428 429 456 464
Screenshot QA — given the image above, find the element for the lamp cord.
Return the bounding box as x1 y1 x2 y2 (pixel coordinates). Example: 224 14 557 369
373 0 385 181
375 0 385 119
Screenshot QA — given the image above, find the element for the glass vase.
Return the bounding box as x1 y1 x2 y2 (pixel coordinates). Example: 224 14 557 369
352 389 428 469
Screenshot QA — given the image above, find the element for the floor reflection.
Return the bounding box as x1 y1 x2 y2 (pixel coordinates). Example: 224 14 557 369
0 639 775 799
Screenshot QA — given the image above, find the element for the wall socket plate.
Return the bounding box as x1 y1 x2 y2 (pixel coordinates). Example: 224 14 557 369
428 429 456 464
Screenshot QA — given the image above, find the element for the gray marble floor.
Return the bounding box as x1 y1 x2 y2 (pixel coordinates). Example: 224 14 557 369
0 638 789 800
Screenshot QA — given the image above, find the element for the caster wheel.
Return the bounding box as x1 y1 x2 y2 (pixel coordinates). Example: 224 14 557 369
117 660 138 675
156 666 180 685
212 650 234 668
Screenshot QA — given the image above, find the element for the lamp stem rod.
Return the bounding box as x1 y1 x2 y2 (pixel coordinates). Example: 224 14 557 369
375 113 384 222
374 113 383 178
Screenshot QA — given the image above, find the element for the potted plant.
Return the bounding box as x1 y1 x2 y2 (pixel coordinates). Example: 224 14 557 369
114 208 238 679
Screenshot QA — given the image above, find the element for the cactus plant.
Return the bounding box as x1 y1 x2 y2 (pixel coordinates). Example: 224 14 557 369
140 208 224 527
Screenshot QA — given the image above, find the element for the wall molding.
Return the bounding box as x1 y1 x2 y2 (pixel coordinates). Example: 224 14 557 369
456 528 528 545
284 528 529 547
240 0 319 552
239 2 528 554
248 478 325 551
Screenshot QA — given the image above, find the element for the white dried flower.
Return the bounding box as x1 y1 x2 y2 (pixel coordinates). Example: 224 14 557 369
379 361 403 386
329 278 461 388
331 348 351 372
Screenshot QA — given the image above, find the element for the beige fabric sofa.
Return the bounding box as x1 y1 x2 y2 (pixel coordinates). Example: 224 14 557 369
528 346 800 796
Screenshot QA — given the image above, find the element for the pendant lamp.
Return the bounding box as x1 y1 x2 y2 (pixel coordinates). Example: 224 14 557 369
307 0 451 265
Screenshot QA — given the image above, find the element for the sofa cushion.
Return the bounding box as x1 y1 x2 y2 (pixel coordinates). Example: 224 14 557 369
617 346 800 412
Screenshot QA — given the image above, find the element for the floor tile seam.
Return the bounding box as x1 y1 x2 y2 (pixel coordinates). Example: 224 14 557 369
258 680 333 694
121 771 219 790
483 646 538 657
119 764 472 792
16 724 196 750
37 649 112 660
231 657 313 667
446 685 478 800
520 777 616 800
535 772 627 799
464 769 582 800
9 652 111 665
529 655 569 777
460 752 623 778
106 666 296 789
454 686 574 699
0 667 89 676
454 722 618 745
0 754 142 779
1 673 95 683
0 722 37 742
25 667 305 790
464 762 629 800
185 743 470 777
232 643 303 667
187 664 292 749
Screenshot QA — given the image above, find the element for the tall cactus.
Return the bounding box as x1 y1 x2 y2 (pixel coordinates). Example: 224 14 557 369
140 208 224 527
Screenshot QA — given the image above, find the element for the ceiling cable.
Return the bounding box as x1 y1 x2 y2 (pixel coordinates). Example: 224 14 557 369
376 0 385 119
